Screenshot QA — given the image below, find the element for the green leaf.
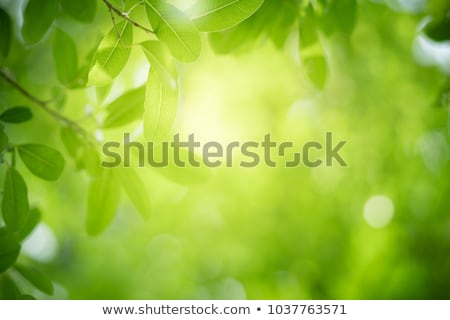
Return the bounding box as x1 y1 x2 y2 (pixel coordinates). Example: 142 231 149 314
189 0 264 32
22 0 58 45
304 55 328 90
299 11 319 50
76 145 102 177
0 275 20 299
0 8 11 65
60 126 84 159
15 264 54 295
16 208 41 241
141 40 177 85
118 168 152 220
145 0 201 62
61 0 97 22
144 68 178 142
0 124 8 153
53 29 79 86
102 86 146 128
0 107 32 124
425 16 450 42
0 228 20 273
2 168 29 232
18 294 36 300
17 144 65 181
86 168 120 236
88 21 133 87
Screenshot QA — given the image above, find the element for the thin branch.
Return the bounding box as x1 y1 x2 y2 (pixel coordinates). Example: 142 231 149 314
102 0 154 34
0 70 94 143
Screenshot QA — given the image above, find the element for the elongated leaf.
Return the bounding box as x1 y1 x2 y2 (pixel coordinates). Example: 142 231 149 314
0 124 8 153
144 68 178 142
53 29 78 86
0 228 21 273
88 21 133 87
304 55 328 90
189 0 264 32
425 16 450 42
0 8 11 65
76 144 102 177
86 168 120 236
22 0 58 45
145 0 201 62
61 0 97 22
17 144 65 181
141 40 177 85
0 275 19 299
2 168 29 232
118 168 151 220
15 264 53 295
18 294 36 300
0 107 32 124
60 126 83 159
16 208 41 241
102 86 146 128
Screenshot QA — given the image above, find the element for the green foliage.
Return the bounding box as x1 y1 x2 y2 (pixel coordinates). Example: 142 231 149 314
0 124 9 153
145 0 201 62
16 208 41 241
17 144 65 181
0 228 20 273
0 8 11 65
0 107 32 124
2 168 29 232
102 86 146 128
0 275 19 299
21 0 59 45
14 264 54 295
60 0 97 23
425 16 450 41
118 168 152 220
88 21 133 86
189 0 264 32
86 168 120 236
53 29 79 86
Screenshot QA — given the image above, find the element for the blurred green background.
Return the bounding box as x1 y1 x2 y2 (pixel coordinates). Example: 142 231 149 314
1 0 450 299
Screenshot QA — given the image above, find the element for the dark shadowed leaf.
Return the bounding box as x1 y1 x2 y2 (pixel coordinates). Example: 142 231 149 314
53 29 79 86
16 208 41 241
102 86 146 128
0 8 11 65
86 168 120 236
118 168 152 220
0 107 32 124
144 68 178 142
145 0 201 62
88 21 133 86
61 0 97 22
22 0 58 44
15 264 54 295
425 16 450 42
17 144 65 181
189 0 264 32
0 124 8 152
18 294 36 300
0 275 19 299
0 228 21 273
2 168 29 232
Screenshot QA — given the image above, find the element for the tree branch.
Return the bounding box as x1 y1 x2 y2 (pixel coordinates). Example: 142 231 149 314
102 0 154 34
0 70 94 142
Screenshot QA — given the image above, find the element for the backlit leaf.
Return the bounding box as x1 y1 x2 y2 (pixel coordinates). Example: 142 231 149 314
17 144 65 181
145 0 201 62
118 168 152 220
304 55 328 90
189 0 264 32
141 40 177 85
102 86 146 128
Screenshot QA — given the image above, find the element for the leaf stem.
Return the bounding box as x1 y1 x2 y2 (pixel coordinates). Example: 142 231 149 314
0 70 94 143
102 0 154 34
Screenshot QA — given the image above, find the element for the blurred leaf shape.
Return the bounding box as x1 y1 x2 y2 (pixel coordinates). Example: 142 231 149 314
61 0 97 22
15 264 54 295
0 275 19 299
102 86 146 128
88 21 133 87
2 168 29 232
86 168 120 236
53 29 79 86
60 126 84 159
141 40 177 85
0 106 32 124
189 0 264 32
16 207 41 241
0 8 11 65
145 0 201 62
425 16 450 42
17 144 65 181
0 124 8 153
118 168 152 220
0 228 21 274
304 55 328 90
144 68 178 143
22 0 58 45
